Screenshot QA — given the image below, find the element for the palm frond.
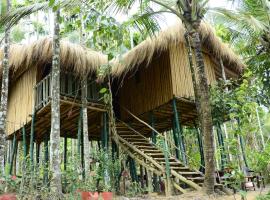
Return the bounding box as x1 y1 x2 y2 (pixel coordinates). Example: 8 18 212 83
0 0 78 31
124 6 165 37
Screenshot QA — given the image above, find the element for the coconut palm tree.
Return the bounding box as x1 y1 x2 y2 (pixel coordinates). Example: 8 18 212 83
49 3 62 197
0 0 11 176
111 0 216 194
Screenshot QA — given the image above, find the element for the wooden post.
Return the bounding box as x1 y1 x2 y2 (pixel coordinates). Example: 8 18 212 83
256 106 265 149
237 119 248 168
172 117 180 159
162 136 171 197
146 170 153 193
77 109 82 156
102 112 109 149
64 135 67 171
140 165 144 188
30 111 36 170
216 122 226 170
172 98 187 165
9 134 17 175
64 134 68 191
22 125 27 158
44 133 49 186
194 122 205 172
149 112 158 191
36 142 40 169
223 123 232 162
150 112 156 144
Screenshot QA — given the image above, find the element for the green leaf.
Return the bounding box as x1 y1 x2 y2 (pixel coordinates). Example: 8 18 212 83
99 88 108 94
49 0 55 7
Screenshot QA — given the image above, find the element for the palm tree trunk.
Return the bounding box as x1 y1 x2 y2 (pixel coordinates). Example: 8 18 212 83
0 0 11 176
49 7 62 197
190 31 215 194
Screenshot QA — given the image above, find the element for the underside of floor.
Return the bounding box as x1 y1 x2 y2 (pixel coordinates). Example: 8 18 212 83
6 95 106 143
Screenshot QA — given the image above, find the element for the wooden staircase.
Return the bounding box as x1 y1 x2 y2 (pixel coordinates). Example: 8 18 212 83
113 121 205 194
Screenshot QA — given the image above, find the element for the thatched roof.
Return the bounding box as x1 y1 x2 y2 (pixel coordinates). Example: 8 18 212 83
0 37 107 80
112 21 245 77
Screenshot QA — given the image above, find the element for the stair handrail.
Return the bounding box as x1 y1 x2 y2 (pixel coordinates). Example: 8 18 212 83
116 119 203 190
121 106 205 172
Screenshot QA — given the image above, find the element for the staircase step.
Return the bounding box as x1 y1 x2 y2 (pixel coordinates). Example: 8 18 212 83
132 142 152 145
187 177 204 183
143 149 162 153
136 145 156 149
178 172 202 176
154 157 175 162
119 134 142 138
170 166 190 171
147 153 165 158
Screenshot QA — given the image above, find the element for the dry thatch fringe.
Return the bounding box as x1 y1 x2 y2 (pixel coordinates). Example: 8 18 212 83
0 37 108 80
111 20 245 77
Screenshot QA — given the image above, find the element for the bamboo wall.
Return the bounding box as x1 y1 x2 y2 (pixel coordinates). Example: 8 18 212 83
6 66 37 135
118 51 173 119
169 43 216 98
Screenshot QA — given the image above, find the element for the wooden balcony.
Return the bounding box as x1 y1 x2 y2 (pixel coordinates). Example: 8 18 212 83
34 72 103 111
9 72 106 142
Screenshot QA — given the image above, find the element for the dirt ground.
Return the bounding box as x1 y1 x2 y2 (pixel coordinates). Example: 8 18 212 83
118 186 269 200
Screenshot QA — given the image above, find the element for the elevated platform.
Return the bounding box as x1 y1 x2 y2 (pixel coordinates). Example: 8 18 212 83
120 97 198 137
7 95 105 142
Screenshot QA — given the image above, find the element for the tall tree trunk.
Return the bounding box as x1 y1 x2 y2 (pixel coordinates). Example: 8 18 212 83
190 31 215 194
81 77 90 177
79 9 91 178
49 7 62 197
0 0 11 176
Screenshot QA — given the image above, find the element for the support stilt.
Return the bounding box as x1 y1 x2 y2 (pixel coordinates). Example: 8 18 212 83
36 143 40 169
194 122 205 172
44 134 49 186
22 125 27 158
216 122 226 170
237 119 248 168
162 135 171 197
64 134 68 191
30 111 36 170
172 98 187 165
9 134 17 175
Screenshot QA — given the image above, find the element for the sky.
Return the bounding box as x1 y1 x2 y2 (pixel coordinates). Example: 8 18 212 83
114 0 235 28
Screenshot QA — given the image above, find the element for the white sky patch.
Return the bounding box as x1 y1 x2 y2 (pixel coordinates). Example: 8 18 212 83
114 0 235 30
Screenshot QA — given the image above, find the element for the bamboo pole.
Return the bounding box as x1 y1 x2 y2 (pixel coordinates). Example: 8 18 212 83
44 133 49 186
64 133 67 191
22 125 27 158
30 110 36 170
216 122 226 170
9 134 17 175
172 98 187 165
194 122 205 172
237 119 248 168
223 123 232 162
162 134 171 197
256 106 265 149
